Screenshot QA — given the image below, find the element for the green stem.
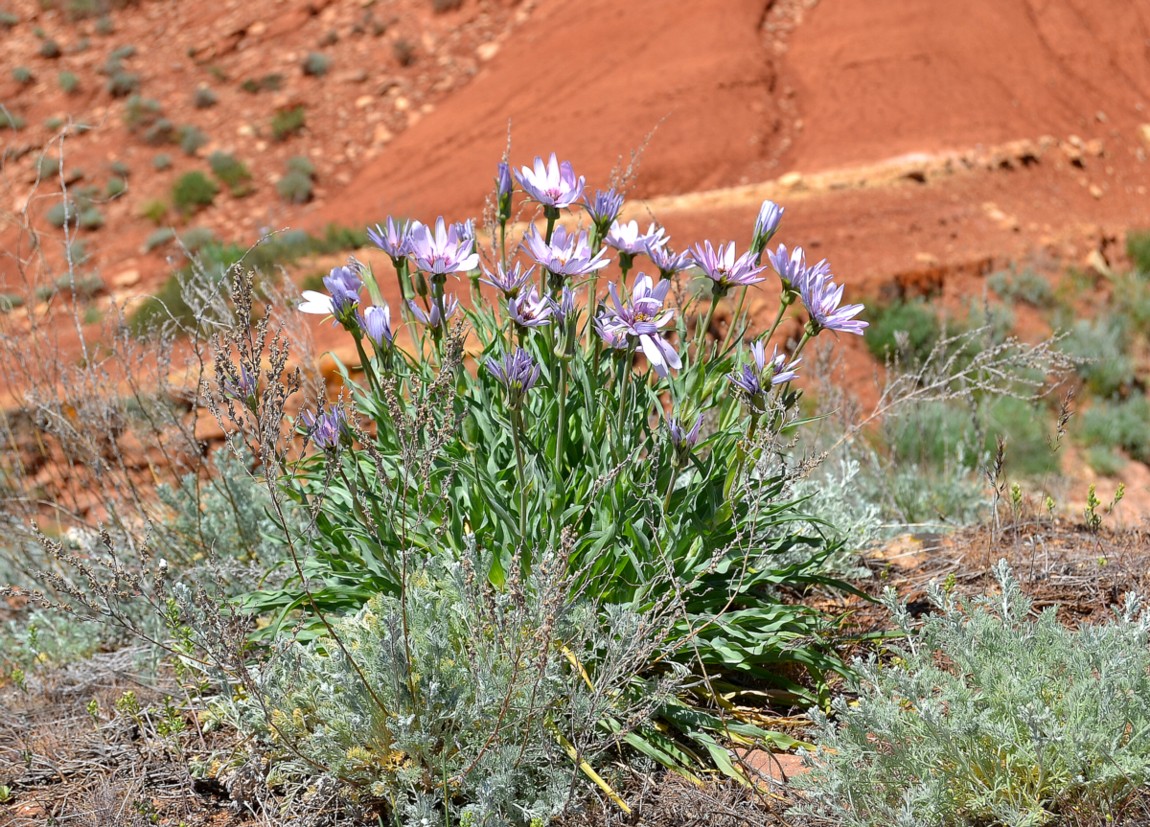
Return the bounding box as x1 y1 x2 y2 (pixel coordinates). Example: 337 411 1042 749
721 285 749 352
762 291 796 345
555 367 568 484
614 346 634 460
511 407 529 560
695 297 719 358
544 208 558 244
499 221 508 270
352 335 380 395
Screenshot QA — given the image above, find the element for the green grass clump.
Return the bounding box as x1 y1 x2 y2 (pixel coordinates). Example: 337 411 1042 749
144 227 176 252
39 39 62 58
987 267 1054 309
208 151 254 197
270 105 306 142
36 155 61 179
105 176 127 198
1060 318 1134 398
0 10 19 28
152 153 172 171
105 70 139 97
58 70 80 94
239 73 283 94
143 117 175 146
140 198 167 225
177 124 208 156
1127 229 1150 273
171 170 218 216
302 51 331 77
981 396 1059 477
1079 394 1150 465
796 562 1150 827
0 111 26 131
864 299 943 367
192 85 218 109
276 155 316 204
12 66 34 85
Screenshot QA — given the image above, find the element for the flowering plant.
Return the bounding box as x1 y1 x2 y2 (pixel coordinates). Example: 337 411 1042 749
260 153 868 784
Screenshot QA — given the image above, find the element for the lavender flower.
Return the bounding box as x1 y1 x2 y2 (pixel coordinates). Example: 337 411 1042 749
582 187 624 229
767 243 831 293
549 286 577 325
301 407 348 451
728 341 801 410
496 161 513 221
408 295 459 330
515 153 585 209
359 304 393 348
690 241 768 296
299 263 364 322
367 217 413 260
598 273 681 377
604 220 667 256
523 225 610 281
480 261 536 298
508 285 553 329
750 200 784 256
647 241 693 279
593 314 630 350
486 348 540 405
223 365 258 405
666 413 703 454
408 217 480 276
799 268 868 336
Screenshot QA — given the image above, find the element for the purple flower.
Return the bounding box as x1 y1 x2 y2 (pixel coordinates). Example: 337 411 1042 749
666 413 703 454
299 263 364 321
799 268 868 336
408 217 480 276
523 225 610 280
690 241 768 295
647 241 693 279
593 315 630 350
496 162 512 199
515 153 585 209
728 341 801 410
223 365 258 404
486 348 540 404
408 295 459 329
508 285 553 328
549 286 577 325
480 261 536 298
750 200 784 255
367 217 413 260
300 407 348 451
767 243 831 293
604 220 667 257
359 304 393 348
599 273 681 377
583 188 624 228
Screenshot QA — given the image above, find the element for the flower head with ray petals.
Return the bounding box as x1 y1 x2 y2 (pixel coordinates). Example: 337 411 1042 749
408 217 480 276
508 285 553 329
515 153 585 209
367 217 413 260
728 341 801 411
582 188 624 228
604 220 667 257
299 263 364 326
689 241 768 296
408 295 459 330
486 348 540 406
523 225 610 280
480 261 535 298
647 241 693 279
300 407 349 452
598 273 681 377
799 267 868 336
666 413 703 456
359 304 393 349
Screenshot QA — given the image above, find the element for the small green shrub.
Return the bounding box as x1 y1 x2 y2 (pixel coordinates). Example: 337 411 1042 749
1079 394 1150 464
46 200 74 228
39 39 62 58
982 396 1059 477
144 226 176 252
94 14 113 35
143 117 175 146
883 399 978 470
139 198 167 225
43 115 65 131
987 267 1054 308
301 51 331 76
0 111 25 131
178 226 217 253
170 170 218 215
796 562 1150 827
123 94 163 131
177 124 208 156
864 299 942 367
208 151 253 196
285 154 315 177
105 70 139 97
1061 318 1134 398
0 10 18 28
12 66 34 85
239 73 282 94
270 105 306 141
77 206 104 229
275 169 313 204
36 155 61 179
152 153 172 171
192 85 217 109
109 43 137 60
105 176 127 198
109 159 130 178
57 70 80 93
1127 229 1150 273
0 293 25 312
